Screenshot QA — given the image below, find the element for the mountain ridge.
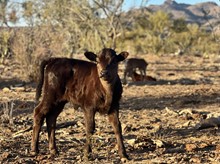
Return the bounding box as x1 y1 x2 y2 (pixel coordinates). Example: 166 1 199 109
146 0 220 32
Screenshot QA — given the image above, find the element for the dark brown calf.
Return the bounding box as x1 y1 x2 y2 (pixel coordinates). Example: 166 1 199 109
123 58 148 83
31 48 129 161
131 71 156 82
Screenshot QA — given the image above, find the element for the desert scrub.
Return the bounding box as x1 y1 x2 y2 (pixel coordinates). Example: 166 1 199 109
11 26 66 82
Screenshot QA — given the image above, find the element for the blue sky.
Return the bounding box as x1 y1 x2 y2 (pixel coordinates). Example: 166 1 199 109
123 0 220 10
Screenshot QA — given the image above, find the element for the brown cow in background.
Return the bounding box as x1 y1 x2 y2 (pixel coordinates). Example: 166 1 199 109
123 58 148 83
31 48 129 161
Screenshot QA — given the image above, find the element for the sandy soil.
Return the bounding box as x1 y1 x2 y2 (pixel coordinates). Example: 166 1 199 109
0 54 220 163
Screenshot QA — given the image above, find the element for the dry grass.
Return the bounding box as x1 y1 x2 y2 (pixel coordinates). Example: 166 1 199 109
0 54 220 163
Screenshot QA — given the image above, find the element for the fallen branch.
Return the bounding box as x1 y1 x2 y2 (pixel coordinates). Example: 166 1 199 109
12 126 32 138
12 121 77 138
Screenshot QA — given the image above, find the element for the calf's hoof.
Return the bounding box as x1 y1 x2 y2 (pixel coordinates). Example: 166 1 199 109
50 149 58 156
30 150 38 156
121 156 131 163
121 157 128 163
120 153 131 163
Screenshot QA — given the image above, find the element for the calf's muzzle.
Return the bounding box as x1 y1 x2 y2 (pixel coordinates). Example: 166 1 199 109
100 69 109 78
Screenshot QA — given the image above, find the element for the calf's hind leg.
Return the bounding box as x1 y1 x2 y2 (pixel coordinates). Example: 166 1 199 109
46 101 66 156
31 103 47 155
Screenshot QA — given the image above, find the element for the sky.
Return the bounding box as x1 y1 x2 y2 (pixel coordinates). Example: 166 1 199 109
123 0 220 11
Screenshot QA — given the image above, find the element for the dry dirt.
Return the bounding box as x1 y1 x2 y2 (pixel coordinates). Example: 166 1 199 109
0 54 220 164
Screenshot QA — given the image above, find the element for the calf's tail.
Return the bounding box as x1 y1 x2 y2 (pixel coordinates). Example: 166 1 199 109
35 58 53 102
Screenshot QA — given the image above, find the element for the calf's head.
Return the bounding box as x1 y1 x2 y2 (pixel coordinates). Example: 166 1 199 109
85 48 129 82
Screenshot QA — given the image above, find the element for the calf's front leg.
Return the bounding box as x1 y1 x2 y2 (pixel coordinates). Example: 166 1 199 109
83 109 95 160
108 109 128 160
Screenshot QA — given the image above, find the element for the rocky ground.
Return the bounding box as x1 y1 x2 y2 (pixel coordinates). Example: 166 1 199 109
0 54 220 163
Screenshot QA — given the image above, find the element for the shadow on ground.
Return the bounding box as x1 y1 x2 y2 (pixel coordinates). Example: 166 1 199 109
121 92 220 111
126 77 213 86
0 77 36 89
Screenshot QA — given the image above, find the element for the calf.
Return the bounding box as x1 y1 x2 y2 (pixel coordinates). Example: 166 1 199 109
123 58 148 83
31 48 129 161
131 71 156 82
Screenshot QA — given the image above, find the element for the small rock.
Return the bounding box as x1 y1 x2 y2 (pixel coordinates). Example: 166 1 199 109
153 139 164 148
127 139 136 147
2 87 10 92
179 109 194 115
185 143 197 152
165 107 178 116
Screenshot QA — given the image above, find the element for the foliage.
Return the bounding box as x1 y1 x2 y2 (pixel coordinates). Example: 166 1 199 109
120 10 220 56
0 0 18 26
0 29 13 64
171 18 188 33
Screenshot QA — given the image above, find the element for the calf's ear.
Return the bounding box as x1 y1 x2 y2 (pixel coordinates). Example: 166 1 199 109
84 51 97 62
117 51 129 62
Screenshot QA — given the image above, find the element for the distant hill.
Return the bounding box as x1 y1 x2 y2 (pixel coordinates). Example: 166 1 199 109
127 0 220 33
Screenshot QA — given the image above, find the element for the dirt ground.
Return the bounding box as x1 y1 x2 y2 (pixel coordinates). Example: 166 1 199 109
0 53 220 163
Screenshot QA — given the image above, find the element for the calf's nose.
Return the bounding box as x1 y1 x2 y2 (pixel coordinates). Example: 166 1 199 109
100 70 108 78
